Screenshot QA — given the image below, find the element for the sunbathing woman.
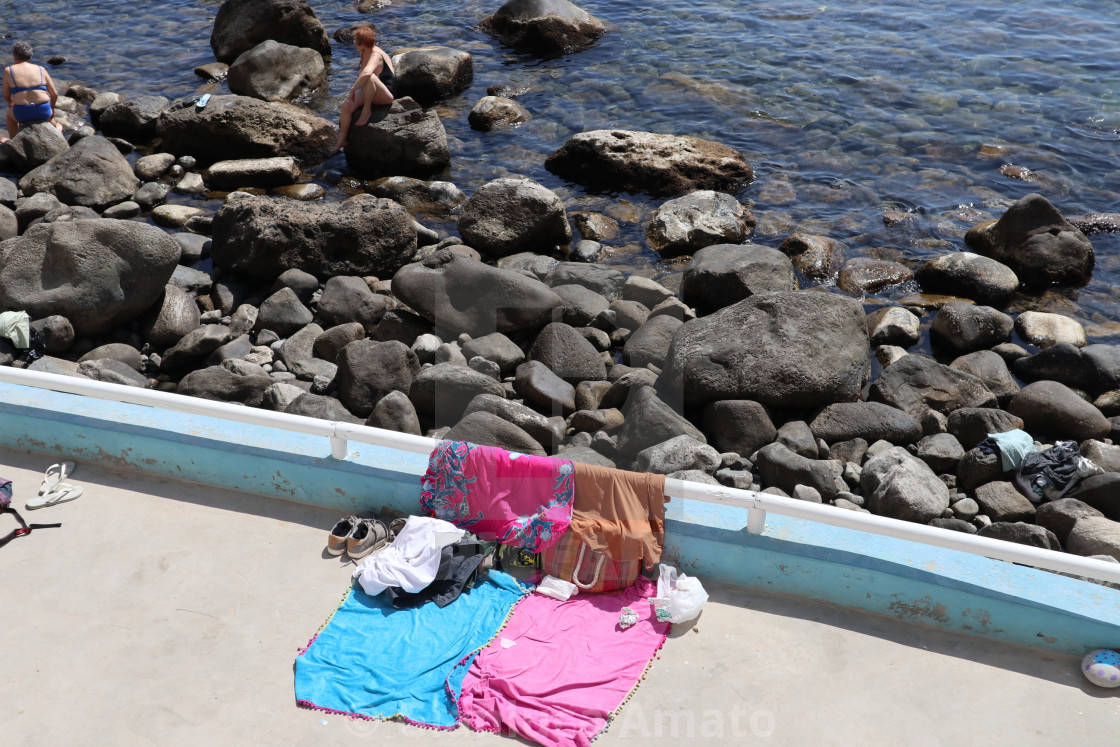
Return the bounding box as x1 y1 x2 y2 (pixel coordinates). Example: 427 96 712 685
3 42 59 141
333 26 395 152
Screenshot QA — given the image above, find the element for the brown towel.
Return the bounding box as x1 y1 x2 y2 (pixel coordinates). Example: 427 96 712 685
568 462 667 567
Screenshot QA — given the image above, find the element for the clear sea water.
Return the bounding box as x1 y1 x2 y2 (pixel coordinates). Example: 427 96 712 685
6 0 1120 331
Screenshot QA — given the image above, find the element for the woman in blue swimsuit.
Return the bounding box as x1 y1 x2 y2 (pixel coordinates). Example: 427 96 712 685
3 42 59 141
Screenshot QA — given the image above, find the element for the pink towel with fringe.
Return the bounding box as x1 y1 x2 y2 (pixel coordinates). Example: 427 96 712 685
454 576 668 747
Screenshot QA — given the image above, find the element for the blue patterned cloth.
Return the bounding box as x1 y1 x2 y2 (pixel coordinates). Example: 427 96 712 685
295 570 528 727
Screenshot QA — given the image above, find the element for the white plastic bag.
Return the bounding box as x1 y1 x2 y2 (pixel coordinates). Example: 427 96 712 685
651 564 708 624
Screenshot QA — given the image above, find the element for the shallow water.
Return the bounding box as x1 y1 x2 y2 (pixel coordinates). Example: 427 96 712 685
6 0 1120 330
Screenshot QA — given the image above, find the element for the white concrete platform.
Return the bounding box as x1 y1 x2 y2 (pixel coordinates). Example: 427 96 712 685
1 447 1116 745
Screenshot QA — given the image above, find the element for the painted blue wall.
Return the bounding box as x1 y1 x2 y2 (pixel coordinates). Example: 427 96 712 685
1 379 1118 655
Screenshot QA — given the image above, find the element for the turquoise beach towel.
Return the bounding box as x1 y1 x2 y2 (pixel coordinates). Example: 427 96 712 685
295 570 528 728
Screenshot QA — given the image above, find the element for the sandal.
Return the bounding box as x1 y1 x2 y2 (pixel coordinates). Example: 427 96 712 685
348 518 390 560
26 482 83 510
38 462 75 499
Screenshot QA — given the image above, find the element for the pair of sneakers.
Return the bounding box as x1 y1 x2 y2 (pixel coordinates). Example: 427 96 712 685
327 515 406 560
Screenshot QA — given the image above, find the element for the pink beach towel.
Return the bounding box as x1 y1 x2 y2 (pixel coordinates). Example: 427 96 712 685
454 576 669 747
420 441 574 552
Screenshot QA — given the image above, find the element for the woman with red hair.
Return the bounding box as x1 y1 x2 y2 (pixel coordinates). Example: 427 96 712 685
333 26 395 152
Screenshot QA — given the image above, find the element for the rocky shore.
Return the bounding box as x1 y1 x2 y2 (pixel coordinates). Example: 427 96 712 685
3 0 1120 569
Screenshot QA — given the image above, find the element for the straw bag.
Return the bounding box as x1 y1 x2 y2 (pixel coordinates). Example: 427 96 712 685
540 530 641 593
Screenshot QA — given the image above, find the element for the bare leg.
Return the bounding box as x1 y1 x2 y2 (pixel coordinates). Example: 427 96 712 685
355 76 393 127
5 109 17 140
334 98 356 152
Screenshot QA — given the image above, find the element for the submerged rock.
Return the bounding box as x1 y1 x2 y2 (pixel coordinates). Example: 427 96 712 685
480 0 606 55
546 129 752 197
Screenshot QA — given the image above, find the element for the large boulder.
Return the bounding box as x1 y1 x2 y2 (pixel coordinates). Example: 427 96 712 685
207 156 299 190
210 195 416 281
0 219 179 336
623 315 683 369
1066 516 1120 562
445 411 546 456
658 290 870 409
949 350 1019 407
98 96 170 142
615 385 705 460
155 95 335 164
528 322 606 384
860 446 951 523
210 0 331 64
317 275 391 332
463 393 563 451
868 355 997 418
141 284 201 347
754 442 846 500
457 177 571 257
635 435 720 475
514 360 576 416
392 250 562 337
546 129 752 197
964 193 1094 287
1011 341 1098 392
343 97 450 179
480 0 606 55
391 47 473 103
468 96 531 132
777 233 845 280
335 340 420 418
646 192 753 258
809 402 922 445
914 251 1020 307
18 136 139 210
367 390 423 435
410 363 506 426
2 122 68 172
702 399 776 455
227 40 325 101
680 244 796 314
929 301 1013 355
946 407 1025 450
1007 380 1111 442
176 363 273 407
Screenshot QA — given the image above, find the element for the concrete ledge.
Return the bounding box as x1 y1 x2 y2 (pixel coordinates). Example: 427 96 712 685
1 378 1118 655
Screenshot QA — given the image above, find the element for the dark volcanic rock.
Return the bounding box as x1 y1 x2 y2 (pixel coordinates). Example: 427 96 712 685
658 290 870 409
480 0 606 55
546 129 752 197
210 0 331 64
755 442 845 500
702 400 776 455
227 40 325 101
392 250 562 338
977 522 1061 551
336 340 420 418
809 401 922 445
18 136 139 210
445 411 546 456
457 177 571 257
210 195 416 282
0 219 179 337
680 244 796 314
156 95 335 165
860 446 950 523
392 47 474 103
964 193 1094 287
410 363 506 426
868 355 997 418
914 252 1020 307
344 98 450 179
946 407 1025 450
1007 380 1111 442
528 322 606 384
929 301 1013 355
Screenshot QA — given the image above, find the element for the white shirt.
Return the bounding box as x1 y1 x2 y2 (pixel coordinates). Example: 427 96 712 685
352 516 465 597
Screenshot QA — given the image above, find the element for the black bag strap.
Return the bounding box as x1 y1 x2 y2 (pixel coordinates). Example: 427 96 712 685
0 507 60 548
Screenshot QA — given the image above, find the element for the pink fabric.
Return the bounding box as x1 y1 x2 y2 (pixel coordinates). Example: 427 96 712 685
455 576 668 747
420 441 575 552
